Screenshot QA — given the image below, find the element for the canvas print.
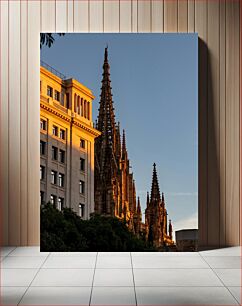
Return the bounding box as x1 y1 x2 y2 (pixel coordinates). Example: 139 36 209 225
40 34 198 252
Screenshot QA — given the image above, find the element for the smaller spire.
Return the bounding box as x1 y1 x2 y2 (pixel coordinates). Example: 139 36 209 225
122 129 126 152
150 163 161 201
162 192 165 203
137 197 142 221
169 219 173 239
115 122 121 158
122 129 128 160
146 191 150 207
137 197 141 211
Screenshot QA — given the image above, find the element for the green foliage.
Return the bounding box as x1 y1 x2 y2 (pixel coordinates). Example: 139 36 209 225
40 203 156 252
40 33 65 49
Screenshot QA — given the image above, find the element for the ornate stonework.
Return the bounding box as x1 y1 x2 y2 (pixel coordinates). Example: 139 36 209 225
145 163 174 248
94 48 174 248
94 48 140 234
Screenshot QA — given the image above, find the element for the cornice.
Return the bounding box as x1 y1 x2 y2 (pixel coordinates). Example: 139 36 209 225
40 66 94 100
66 80 95 100
72 119 101 137
40 101 71 122
40 66 63 86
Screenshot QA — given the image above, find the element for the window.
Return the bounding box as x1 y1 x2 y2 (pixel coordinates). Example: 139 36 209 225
80 139 85 149
40 165 45 180
58 197 64 211
59 150 65 163
40 141 46 155
47 85 53 97
52 125 58 136
54 90 60 101
66 93 70 109
51 170 57 185
81 98 83 116
76 96 80 114
59 173 64 187
79 203 85 218
61 92 65 106
40 191 44 205
60 129 65 140
52 146 58 160
84 100 87 118
87 102 90 120
79 180 85 194
40 119 47 131
50 194 57 207
80 158 85 171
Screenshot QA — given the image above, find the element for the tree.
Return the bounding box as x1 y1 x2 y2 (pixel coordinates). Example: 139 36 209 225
40 33 65 49
40 203 157 252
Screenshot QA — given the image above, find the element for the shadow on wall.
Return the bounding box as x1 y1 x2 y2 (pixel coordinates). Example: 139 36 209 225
40 131 93 218
198 38 221 249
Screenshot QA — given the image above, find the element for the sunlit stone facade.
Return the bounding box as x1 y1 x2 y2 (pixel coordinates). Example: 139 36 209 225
40 65 100 219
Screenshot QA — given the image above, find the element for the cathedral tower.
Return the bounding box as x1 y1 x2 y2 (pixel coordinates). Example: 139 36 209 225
94 47 119 216
94 47 138 228
145 163 174 248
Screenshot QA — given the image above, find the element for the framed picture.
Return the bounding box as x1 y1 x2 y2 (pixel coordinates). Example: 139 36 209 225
40 33 198 252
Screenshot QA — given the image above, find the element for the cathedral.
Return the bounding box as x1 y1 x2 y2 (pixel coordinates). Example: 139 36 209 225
94 47 174 248
94 47 140 234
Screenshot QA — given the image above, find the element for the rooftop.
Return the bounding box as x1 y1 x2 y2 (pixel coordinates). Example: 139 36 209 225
40 60 66 80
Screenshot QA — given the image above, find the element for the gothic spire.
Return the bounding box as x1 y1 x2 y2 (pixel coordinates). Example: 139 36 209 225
150 163 161 201
132 178 137 212
169 219 173 239
104 45 108 62
122 129 126 152
122 129 127 159
162 192 165 203
137 196 141 214
146 191 150 207
116 122 121 159
97 47 116 151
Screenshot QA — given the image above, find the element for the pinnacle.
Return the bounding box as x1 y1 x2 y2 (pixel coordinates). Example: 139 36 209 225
150 163 161 201
122 129 126 152
104 46 108 62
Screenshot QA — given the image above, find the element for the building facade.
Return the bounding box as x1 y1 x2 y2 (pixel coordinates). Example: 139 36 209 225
94 48 141 234
145 163 174 248
40 64 100 218
175 229 198 251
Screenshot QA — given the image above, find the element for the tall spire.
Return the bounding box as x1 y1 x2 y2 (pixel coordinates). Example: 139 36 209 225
150 163 161 201
104 45 108 62
97 47 116 150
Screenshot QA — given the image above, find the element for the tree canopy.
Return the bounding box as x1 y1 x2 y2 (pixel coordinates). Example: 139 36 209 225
40 203 157 252
40 33 65 49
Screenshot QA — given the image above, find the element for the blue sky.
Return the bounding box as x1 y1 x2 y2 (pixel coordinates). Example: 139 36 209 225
41 34 198 233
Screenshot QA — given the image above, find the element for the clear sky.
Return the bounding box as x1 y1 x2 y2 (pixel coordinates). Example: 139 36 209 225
41 34 198 234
